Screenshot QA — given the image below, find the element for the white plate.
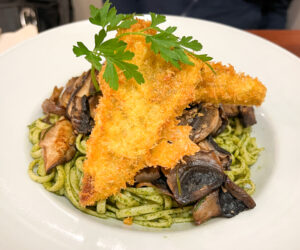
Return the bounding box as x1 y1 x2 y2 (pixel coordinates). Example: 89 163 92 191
1 16 300 250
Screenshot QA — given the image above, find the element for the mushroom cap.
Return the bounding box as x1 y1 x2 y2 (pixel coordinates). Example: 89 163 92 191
166 151 226 205
39 118 76 173
193 190 221 225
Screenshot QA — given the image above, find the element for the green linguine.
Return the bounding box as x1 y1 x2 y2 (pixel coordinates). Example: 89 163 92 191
28 115 262 228
215 118 263 195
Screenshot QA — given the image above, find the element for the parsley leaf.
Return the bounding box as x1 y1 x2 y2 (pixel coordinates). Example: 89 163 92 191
150 13 166 27
73 42 102 71
179 36 203 51
73 0 140 90
145 27 196 69
103 59 118 90
193 54 213 62
89 3 111 27
97 38 145 89
94 29 106 49
146 33 194 69
73 0 214 91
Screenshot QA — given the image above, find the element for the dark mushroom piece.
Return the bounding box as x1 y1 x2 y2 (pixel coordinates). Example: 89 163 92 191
189 103 220 143
222 104 239 117
193 178 256 223
221 104 257 128
219 177 256 218
224 177 256 209
42 86 66 116
65 71 92 119
135 168 173 196
39 118 76 173
239 106 257 127
179 103 225 143
73 71 97 99
135 167 161 183
198 136 232 171
88 93 102 119
193 190 221 225
166 151 226 205
136 182 156 188
213 105 228 136
65 70 102 134
58 76 78 108
219 187 247 218
178 103 199 125
70 95 94 134
152 174 174 197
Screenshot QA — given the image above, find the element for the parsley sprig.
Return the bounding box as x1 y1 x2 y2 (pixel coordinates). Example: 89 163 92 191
73 0 213 91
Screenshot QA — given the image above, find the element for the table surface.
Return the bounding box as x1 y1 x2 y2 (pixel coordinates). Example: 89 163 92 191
248 30 300 57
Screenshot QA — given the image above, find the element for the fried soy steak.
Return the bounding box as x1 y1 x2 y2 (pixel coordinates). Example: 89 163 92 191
39 73 258 225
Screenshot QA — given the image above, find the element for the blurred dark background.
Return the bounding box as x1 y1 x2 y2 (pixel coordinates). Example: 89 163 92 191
111 0 292 29
0 0 299 33
0 0 73 32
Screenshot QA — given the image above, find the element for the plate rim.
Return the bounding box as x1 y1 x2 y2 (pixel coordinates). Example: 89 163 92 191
1 15 300 250
1 15 299 64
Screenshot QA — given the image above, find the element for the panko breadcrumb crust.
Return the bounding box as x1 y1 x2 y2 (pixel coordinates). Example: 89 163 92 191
80 19 266 206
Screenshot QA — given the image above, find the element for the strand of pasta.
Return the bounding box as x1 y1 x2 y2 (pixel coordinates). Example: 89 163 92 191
27 115 262 227
28 116 193 227
214 118 263 195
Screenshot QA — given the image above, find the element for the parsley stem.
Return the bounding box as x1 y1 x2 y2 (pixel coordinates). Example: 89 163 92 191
73 3 215 90
91 66 100 92
116 27 156 40
116 31 148 39
117 31 215 74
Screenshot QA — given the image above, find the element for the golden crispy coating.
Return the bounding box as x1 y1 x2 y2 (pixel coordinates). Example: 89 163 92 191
196 62 266 106
80 19 266 206
80 20 202 205
146 120 199 168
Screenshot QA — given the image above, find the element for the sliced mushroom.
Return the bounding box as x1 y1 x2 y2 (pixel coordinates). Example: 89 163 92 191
193 190 221 225
42 86 66 116
136 182 156 188
166 151 225 205
152 175 174 196
66 71 92 119
207 136 232 170
219 177 256 218
198 137 232 171
179 103 222 143
213 105 228 136
135 167 161 183
135 168 173 196
75 71 97 97
239 106 257 127
193 178 256 222
224 177 256 209
65 70 101 134
221 104 256 128
219 187 247 218
70 95 94 134
222 104 239 117
179 104 199 125
39 118 76 173
88 93 101 119
59 76 78 108
192 103 220 142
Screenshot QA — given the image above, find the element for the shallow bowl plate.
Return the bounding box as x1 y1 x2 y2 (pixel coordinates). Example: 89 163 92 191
0 16 300 250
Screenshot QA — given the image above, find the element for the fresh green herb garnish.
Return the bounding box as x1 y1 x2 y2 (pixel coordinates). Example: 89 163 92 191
73 0 213 91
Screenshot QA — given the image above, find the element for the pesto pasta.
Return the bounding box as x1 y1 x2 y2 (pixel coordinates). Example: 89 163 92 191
28 115 262 228
215 118 263 195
